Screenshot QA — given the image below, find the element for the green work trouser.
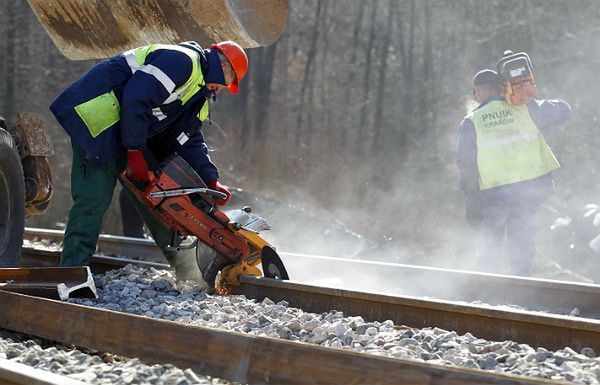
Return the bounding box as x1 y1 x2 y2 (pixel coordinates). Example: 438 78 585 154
61 142 198 276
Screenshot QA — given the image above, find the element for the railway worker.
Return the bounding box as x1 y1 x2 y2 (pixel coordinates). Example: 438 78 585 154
50 40 248 283
456 69 571 276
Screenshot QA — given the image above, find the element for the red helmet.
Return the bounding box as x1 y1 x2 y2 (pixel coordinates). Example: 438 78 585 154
210 41 248 94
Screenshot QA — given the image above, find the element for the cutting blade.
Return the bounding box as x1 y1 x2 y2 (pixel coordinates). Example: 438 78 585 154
261 246 289 280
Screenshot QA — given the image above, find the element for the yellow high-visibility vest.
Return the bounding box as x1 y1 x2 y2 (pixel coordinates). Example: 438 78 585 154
467 100 560 190
75 44 210 139
126 44 209 121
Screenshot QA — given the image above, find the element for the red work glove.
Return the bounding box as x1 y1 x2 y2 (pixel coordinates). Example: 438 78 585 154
126 150 149 183
206 179 231 206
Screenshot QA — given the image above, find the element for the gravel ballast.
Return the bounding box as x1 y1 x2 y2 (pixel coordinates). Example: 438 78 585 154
55 264 599 385
0 265 600 385
0 330 238 385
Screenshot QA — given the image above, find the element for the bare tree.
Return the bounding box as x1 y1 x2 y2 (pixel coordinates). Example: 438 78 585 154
371 0 395 154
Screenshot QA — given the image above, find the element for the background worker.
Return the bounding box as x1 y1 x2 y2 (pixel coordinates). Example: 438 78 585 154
50 40 248 283
456 68 571 276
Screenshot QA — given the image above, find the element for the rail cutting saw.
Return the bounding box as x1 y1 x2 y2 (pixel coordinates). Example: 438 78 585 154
119 154 288 289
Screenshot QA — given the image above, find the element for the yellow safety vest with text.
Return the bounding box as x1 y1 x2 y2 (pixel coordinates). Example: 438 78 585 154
468 100 560 190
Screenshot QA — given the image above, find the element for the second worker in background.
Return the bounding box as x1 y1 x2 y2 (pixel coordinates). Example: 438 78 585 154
457 53 571 276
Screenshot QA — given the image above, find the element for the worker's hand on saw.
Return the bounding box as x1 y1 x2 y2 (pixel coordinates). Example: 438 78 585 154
207 179 231 206
126 150 149 183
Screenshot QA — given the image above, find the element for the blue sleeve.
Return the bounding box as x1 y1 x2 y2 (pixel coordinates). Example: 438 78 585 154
527 99 571 130
120 50 193 150
456 118 479 196
178 129 220 182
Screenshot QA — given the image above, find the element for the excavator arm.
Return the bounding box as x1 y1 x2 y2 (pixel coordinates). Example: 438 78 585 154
27 0 288 60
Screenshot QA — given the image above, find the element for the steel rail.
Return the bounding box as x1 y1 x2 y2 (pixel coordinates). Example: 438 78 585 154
24 227 165 263
0 358 88 385
236 276 600 354
18 240 600 356
23 227 600 318
0 290 562 385
21 228 168 274
20 247 167 274
280 253 600 318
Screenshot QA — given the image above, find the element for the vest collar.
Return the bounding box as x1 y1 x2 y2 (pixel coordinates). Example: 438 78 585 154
477 95 505 109
179 41 204 56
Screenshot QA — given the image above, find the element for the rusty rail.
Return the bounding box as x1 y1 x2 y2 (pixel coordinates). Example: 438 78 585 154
19 239 600 355
236 276 600 354
20 246 167 275
0 358 88 385
23 227 600 318
279 253 600 318
24 227 165 262
0 290 562 385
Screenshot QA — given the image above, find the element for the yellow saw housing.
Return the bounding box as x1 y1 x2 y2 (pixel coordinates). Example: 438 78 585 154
220 227 273 286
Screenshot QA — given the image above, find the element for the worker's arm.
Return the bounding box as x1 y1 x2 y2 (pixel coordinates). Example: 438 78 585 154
120 50 193 150
178 129 220 183
527 99 571 130
456 118 479 198
179 128 230 205
144 99 218 182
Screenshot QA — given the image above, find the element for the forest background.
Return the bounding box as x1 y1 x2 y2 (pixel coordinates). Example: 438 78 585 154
2 0 600 281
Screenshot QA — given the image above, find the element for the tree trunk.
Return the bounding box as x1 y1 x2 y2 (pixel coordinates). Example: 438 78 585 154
295 0 323 153
356 2 379 156
371 0 394 153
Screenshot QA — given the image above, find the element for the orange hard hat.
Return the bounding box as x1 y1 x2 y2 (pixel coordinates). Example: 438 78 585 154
210 41 248 94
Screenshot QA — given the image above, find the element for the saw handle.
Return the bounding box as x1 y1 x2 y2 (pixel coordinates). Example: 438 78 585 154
119 170 158 189
148 186 228 201
120 169 226 202
203 188 228 201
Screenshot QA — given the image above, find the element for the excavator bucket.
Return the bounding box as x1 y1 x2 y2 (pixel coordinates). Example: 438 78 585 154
26 0 288 60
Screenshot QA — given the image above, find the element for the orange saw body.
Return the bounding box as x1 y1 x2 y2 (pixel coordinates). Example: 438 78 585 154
119 155 288 287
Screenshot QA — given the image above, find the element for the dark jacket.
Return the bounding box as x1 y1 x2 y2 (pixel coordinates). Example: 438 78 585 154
50 43 226 182
456 96 571 204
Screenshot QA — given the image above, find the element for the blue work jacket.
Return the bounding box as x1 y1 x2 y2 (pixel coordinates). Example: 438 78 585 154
50 42 226 182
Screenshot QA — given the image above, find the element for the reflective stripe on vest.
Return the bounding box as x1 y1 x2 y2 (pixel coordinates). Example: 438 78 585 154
123 44 208 107
468 100 560 190
75 44 209 140
478 132 540 149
